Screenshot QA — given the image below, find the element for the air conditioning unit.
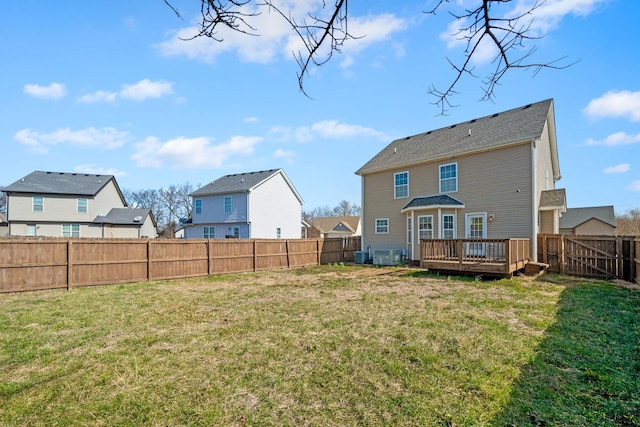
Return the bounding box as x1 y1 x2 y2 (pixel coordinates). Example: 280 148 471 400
354 251 368 264
372 249 402 266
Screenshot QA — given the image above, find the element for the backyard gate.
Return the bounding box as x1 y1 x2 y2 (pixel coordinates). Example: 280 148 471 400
538 234 637 282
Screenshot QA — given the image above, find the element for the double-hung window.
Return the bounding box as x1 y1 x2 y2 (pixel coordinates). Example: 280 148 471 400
32 196 43 212
224 196 232 213
394 172 408 198
195 199 202 215
442 214 455 239
375 218 389 234
418 215 434 240
439 163 458 193
77 198 87 213
276 227 281 239
62 224 80 238
204 226 215 238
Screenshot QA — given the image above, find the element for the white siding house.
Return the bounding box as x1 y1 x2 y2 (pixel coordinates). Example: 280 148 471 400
184 169 303 239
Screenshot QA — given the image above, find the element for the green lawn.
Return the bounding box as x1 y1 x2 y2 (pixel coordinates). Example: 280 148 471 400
1 265 638 426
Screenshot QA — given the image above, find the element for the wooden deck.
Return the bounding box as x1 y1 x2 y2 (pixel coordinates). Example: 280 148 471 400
420 238 531 276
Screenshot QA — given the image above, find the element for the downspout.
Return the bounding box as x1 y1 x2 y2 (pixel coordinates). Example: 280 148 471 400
531 138 538 262
360 175 365 253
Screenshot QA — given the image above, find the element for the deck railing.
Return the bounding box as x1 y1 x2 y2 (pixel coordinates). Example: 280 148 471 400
420 238 531 275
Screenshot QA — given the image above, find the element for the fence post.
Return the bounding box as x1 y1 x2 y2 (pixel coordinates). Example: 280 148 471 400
67 240 73 290
504 239 511 275
317 239 321 266
286 240 291 269
253 240 258 272
457 240 463 271
207 239 212 275
147 239 152 281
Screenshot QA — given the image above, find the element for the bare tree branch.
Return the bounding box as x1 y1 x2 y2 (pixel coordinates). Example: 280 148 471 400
427 0 575 114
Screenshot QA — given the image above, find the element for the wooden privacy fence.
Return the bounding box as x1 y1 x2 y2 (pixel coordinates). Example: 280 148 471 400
0 236 361 293
538 234 638 283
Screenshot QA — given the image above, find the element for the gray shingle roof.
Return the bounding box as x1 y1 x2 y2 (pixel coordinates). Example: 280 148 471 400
93 208 152 225
191 168 303 203
560 206 616 229
312 216 360 234
401 195 465 212
356 99 555 175
540 189 566 210
2 171 116 197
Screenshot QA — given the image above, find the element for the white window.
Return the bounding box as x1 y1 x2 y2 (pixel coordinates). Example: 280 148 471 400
195 199 202 215
418 215 434 240
27 225 36 236
394 172 408 198
204 226 215 238
77 198 87 213
442 214 455 239
62 224 80 238
439 163 458 193
232 227 240 238
375 218 389 234
276 227 281 239
224 196 232 213
32 196 43 212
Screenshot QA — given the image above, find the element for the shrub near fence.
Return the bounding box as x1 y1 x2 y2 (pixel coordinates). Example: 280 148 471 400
0 237 361 293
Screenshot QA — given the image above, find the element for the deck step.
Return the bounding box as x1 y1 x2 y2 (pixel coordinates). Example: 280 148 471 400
525 262 549 276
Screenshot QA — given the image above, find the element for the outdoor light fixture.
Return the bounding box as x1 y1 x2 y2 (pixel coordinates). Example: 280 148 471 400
489 215 494 222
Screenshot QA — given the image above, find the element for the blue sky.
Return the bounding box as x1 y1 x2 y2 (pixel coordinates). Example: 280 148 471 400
1 0 638 215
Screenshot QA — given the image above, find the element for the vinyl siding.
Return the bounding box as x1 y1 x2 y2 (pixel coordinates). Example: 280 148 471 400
574 219 615 236
362 142 535 257
539 210 556 234
192 193 249 225
534 120 557 233
248 173 302 239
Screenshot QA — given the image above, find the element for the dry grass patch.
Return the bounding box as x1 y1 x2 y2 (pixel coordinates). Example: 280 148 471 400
1 265 637 426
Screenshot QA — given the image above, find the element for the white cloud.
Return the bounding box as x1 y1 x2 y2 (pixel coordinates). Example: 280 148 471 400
14 127 128 154
157 4 406 69
131 135 262 168
511 0 608 33
120 79 174 101
584 90 640 121
311 120 388 140
273 148 295 164
603 163 630 174
586 131 640 146
244 117 258 123
269 120 388 143
23 82 67 100
74 164 127 177
77 90 117 103
627 180 640 192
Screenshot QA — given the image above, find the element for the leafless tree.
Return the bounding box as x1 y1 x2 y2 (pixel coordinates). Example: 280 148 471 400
302 200 360 224
616 209 640 236
165 0 573 112
159 183 195 237
123 188 167 233
0 189 7 215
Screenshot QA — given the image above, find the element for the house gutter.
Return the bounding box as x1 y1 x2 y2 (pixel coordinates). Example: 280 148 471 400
531 138 538 262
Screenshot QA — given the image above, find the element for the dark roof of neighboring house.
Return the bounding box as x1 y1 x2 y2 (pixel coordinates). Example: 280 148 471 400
191 168 303 203
3 170 118 196
356 99 558 177
312 216 360 234
540 189 567 210
560 206 616 229
93 208 153 226
401 195 465 212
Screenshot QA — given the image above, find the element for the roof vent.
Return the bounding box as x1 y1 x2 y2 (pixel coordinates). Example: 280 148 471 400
469 119 476 123
450 124 456 128
492 113 499 118
133 216 143 222
405 136 410 140
523 104 532 109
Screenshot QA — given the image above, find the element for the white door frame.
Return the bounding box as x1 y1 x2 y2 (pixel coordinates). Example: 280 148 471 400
465 212 487 256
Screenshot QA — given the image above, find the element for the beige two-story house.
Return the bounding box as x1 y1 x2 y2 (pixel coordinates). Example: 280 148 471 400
355 99 565 262
2 171 157 238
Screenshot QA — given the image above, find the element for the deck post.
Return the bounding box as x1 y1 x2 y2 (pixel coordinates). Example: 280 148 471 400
457 240 463 271
505 239 511 275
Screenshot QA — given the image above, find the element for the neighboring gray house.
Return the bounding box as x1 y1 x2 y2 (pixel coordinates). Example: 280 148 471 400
0 212 8 236
355 99 565 262
560 206 616 236
2 171 157 238
183 169 303 239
